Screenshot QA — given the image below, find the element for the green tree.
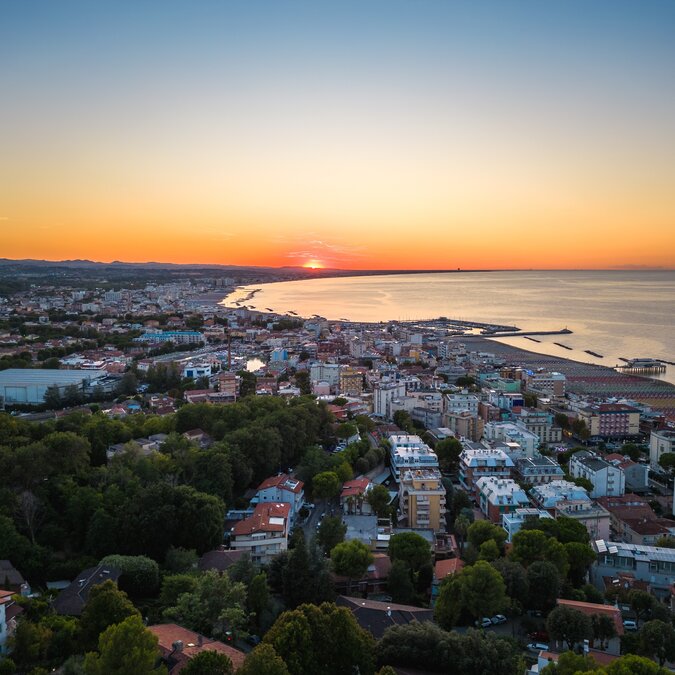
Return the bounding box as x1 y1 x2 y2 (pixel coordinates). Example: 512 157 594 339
331 540 374 594
628 589 655 626
99 555 160 597
366 484 391 518
316 516 346 556
491 559 529 609
282 533 313 608
10 620 53 671
457 561 507 621
238 644 290 675
435 437 462 473
387 559 416 605
478 539 500 562
565 542 596 586
312 471 341 501
434 576 462 630
510 529 548 567
181 651 234 675
159 574 198 611
453 514 470 554
83 615 164 675
527 561 561 611
467 520 506 554
80 580 140 651
658 453 675 474
546 605 593 651
247 572 270 631
388 532 432 573
541 651 600 674
639 620 675 667
591 613 617 650
604 654 670 674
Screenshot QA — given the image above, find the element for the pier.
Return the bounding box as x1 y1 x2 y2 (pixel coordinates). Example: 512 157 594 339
617 359 667 375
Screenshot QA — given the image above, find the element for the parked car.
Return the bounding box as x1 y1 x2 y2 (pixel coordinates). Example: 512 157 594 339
623 620 637 631
527 643 549 652
491 615 507 624
477 617 492 628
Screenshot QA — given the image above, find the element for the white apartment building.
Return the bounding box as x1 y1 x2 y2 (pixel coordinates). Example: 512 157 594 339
444 393 480 416
483 422 539 455
649 428 675 470
374 381 407 419
502 507 554 543
458 443 515 496
230 502 291 565
389 434 439 480
310 363 341 387
476 477 530 523
530 480 592 512
569 452 625 498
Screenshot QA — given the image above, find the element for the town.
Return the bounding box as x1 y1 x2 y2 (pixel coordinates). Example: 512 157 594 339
0 268 674 675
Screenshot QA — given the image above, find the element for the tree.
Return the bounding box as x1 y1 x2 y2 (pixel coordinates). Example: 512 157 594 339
527 561 561 611
628 589 655 626
457 561 507 621
491 559 529 609
478 539 500 562
591 613 617 650
564 542 596 586
118 371 139 396
467 520 506 554
238 644 290 675
316 516 346 556
435 576 462 630
83 615 164 675
80 580 140 650
282 533 313 608
388 532 432 573
181 651 234 675
99 555 160 597
247 572 270 631
163 570 247 640
44 385 62 409
366 484 391 518
540 651 600 674
387 559 416 605
639 620 675 667
331 540 374 593
453 514 470 554
604 655 671 674
658 453 675 474
510 529 548 567
546 605 593 651
159 574 198 610
263 602 374 675
655 536 675 548
435 437 462 473
312 471 341 501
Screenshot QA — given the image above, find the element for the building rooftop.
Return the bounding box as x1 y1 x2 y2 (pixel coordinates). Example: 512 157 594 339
0 368 107 384
231 502 290 537
594 539 675 563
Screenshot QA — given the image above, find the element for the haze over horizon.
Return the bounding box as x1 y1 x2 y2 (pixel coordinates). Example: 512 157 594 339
2 1 674 270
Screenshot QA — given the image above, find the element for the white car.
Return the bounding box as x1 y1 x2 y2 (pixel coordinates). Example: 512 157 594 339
491 614 507 624
478 617 492 628
527 643 549 652
623 620 637 631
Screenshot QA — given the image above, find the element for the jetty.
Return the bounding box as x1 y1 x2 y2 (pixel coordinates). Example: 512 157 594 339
584 350 604 358
616 359 667 375
554 342 573 350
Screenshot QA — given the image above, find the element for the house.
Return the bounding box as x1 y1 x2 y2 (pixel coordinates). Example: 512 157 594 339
596 494 675 545
251 474 305 526
604 453 649 491
0 588 22 655
335 595 433 639
198 548 247 574
53 565 122 616
569 451 625 498
431 558 464 606
555 599 623 655
649 428 675 470
0 561 26 593
340 478 374 515
530 480 591 513
229 502 291 564
332 554 392 596
476 477 530 523
148 623 245 673
182 429 213 448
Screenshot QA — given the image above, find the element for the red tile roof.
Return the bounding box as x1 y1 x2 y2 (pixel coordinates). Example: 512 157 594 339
341 478 371 498
434 558 464 581
148 623 245 673
556 599 623 636
231 502 290 537
256 473 304 494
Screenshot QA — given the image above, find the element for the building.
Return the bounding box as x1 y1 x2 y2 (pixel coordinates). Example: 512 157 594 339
0 588 21 656
53 566 122 616
399 468 447 532
555 599 623 655
515 408 563 445
569 451 625 498
444 410 484 442
389 435 439 480
217 371 238 399
373 381 407 419
484 422 539 455
514 455 565 485
476 477 530 523
340 367 364 396
135 330 205 344
590 540 675 600
530 480 591 512
525 371 566 397
604 453 649 491
182 363 212 379
458 443 514 496
443 393 480 416
577 404 640 439
554 500 611 541
341 478 374 515
310 363 341 387
649 428 675 470
0 368 107 406
229 502 290 564
502 507 554 543
149 623 245 673
596 494 675 545
251 474 304 526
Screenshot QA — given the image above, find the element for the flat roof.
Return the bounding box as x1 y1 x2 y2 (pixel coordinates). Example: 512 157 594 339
0 368 106 385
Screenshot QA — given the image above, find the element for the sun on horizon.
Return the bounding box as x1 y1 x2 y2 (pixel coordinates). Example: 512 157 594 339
303 260 324 270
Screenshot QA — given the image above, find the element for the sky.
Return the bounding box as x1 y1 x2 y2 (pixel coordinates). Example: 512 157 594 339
1 1 674 270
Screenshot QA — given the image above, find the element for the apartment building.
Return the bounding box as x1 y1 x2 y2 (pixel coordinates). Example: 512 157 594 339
476 477 530 523
502 507 554 543
443 392 480 416
514 409 563 445
525 371 566 397
483 422 539 454
514 455 565 485
339 368 364 396
399 468 447 532
389 435 439 480
530 480 591 512
458 443 514 496
649 428 675 469
444 410 484 442
230 502 291 564
251 474 305 526
373 381 407 419
554 500 611 541
577 404 640 439
569 451 625 498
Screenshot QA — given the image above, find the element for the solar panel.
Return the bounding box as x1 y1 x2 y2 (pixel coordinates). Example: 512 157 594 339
595 540 607 553
608 546 619 554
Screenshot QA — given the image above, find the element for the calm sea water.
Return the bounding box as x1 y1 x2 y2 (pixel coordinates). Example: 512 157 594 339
224 271 675 384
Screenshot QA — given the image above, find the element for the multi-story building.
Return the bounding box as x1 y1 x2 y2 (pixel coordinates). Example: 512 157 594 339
136 330 205 344
251 474 304 526
341 478 374 515
590 540 675 600
230 502 291 564
569 451 625 498
604 453 649 491
514 409 563 445
554 500 611 541
0 588 20 655
443 393 480 416
389 435 439 480
339 368 364 396
577 404 640 439
530 480 591 512
476 477 529 523
649 428 675 469
502 507 554 542
399 468 447 532
514 455 565 485
483 422 539 455
373 382 407 419
444 410 484 442
525 371 566 397
310 363 341 387
596 494 675 545
217 371 238 399
458 443 514 496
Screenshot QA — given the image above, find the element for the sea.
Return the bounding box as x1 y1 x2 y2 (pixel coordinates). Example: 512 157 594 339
223 270 675 385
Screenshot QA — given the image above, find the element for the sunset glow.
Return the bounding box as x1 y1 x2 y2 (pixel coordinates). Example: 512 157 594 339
1 1 674 270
